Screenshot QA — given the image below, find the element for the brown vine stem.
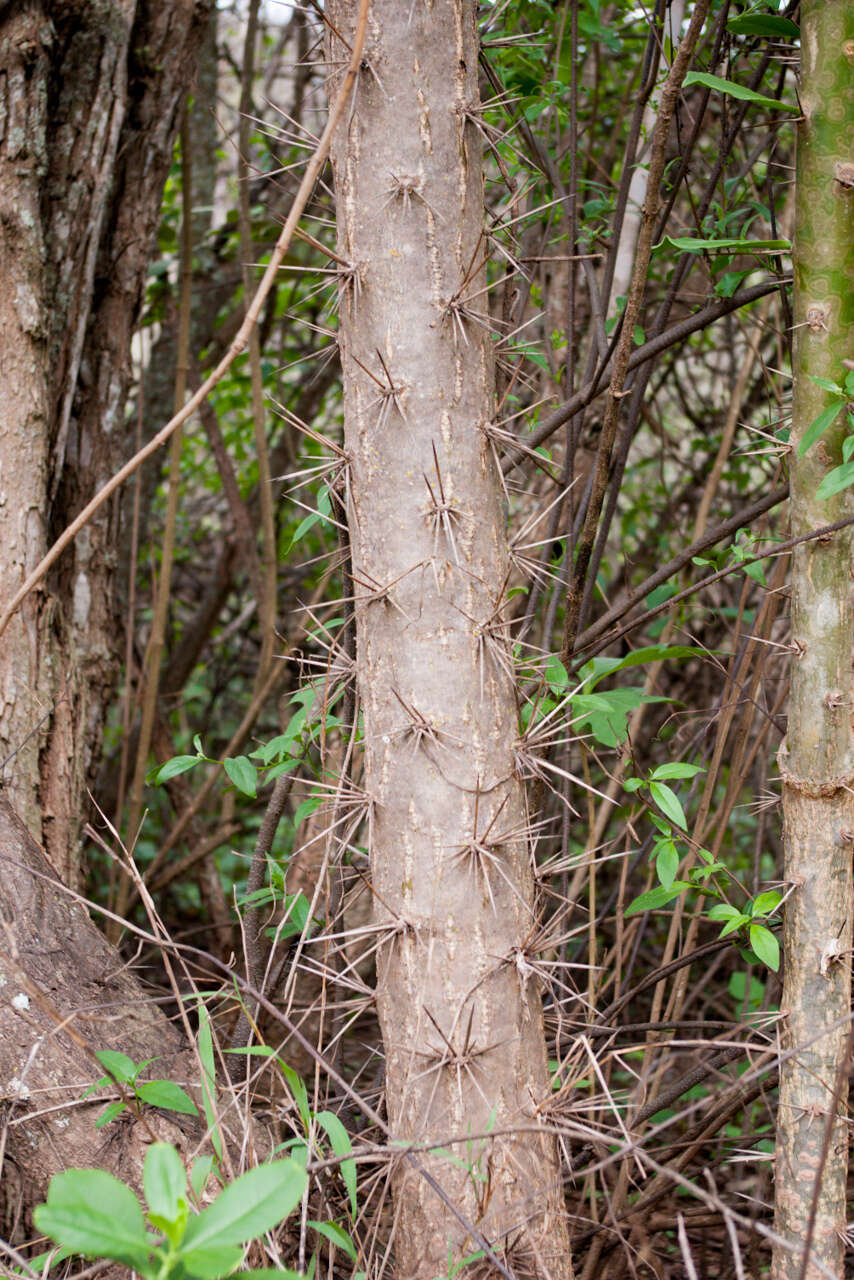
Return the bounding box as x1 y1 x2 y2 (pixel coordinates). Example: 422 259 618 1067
0 0 370 643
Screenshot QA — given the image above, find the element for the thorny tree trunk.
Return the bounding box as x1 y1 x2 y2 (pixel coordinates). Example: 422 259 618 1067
326 4 573 1276
773 4 854 1277
0 0 207 885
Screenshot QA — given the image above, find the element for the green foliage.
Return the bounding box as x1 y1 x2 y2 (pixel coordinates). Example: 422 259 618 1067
623 765 782 972
796 369 854 499
682 70 790 112
82 1051 198 1129
34 1145 307 1279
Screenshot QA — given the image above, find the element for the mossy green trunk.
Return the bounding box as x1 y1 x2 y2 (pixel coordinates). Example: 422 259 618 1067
774 6 854 1277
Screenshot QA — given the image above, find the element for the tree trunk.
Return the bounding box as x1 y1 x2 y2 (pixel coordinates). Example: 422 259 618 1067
773 3 854 1276
326 4 573 1276
0 0 207 885
0 796 200 1238
0 0 208 1226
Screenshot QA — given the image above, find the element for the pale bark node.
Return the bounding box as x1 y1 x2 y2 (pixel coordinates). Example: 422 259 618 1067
326 3 573 1276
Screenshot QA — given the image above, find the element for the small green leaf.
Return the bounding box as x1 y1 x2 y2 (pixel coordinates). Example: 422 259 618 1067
177 1242 243 1278
197 1002 223 1162
148 755 202 785
181 1160 308 1253
707 903 741 922
294 794 323 826
649 780 688 830
545 654 569 692
727 13 799 37
752 890 783 917
279 1062 311 1132
650 762 704 781
309 1220 357 1262
816 460 854 501
625 882 693 917
144 1143 187 1227
796 401 844 457
34 1170 152 1269
655 841 679 890
749 924 780 971
137 1080 198 1117
223 755 258 797
720 914 750 938
95 1101 127 1129
315 1111 357 1219
661 234 789 254
94 1050 138 1084
191 1155 216 1201
683 71 789 112
809 376 845 395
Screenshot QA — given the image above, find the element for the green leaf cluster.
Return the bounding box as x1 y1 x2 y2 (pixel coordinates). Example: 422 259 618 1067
34 1144 307 1279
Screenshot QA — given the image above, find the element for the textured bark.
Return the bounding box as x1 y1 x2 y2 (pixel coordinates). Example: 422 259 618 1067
773 5 854 1277
0 0 208 1222
0 0 207 885
0 796 200 1238
326 4 573 1276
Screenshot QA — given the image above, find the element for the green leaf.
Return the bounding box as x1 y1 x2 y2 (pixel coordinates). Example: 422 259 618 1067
197 1003 223 1162
655 841 679 891
683 71 789 112
816 460 854 500
625 882 693 917
315 1111 357 1219
580 645 706 688
720 914 750 938
545 654 569 692
309 1220 357 1262
293 794 324 827
796 401 844 457
181 1161 308 1253
649 781 688 830
809 376 845 395
279 1061 311 1132
137 1080 199 1117
661 235 789 254
727 13 799 37
94 1050 138 1084
143 1143 187 1227
149 755 202 785
191 1156 216 1201
223 755 258 797
707 903 741 922
650 762 704 781
177 1242 243 1278
752 890 782 917
34 1170 153 1269
95 1101 127 1129
749 924 780 971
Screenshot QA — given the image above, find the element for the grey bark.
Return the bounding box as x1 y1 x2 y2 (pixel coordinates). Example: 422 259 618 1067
326 4 573 1276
